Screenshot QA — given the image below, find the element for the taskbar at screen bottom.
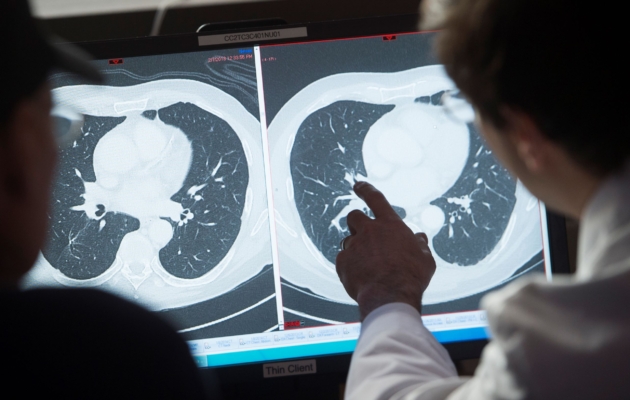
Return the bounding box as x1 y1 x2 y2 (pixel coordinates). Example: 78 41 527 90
194 325 489 368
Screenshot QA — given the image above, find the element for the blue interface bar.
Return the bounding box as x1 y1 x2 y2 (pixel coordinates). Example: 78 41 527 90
196 326 489 368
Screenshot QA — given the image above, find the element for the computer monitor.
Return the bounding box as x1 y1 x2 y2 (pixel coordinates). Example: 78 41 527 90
23 14 569 385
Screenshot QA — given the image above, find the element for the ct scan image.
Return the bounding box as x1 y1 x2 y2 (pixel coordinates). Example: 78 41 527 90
261 33 546 326
22 51 280 338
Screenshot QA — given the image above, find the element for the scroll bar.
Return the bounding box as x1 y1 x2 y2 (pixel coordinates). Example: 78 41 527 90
254 45 285 330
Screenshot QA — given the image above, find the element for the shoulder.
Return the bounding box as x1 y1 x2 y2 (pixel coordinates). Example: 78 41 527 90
5 288 175 336
480 273 630 398
1 287 188 356
0 288 208 399
482 270 630 331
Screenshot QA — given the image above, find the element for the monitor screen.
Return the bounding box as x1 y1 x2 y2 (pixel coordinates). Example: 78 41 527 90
23 27 556 369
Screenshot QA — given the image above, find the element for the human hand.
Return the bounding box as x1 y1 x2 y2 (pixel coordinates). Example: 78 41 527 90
335 182 436 320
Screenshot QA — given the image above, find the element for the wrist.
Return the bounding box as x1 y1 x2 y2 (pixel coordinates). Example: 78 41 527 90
356 285 421 321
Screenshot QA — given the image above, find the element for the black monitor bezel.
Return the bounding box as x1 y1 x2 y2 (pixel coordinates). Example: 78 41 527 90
70 13 420 58
64 13 571 382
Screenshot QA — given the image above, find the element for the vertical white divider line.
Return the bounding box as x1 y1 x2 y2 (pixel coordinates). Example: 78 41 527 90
538 201 553 281
254 46 285 330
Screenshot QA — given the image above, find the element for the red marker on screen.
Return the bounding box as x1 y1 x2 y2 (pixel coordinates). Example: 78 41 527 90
284 320 304 329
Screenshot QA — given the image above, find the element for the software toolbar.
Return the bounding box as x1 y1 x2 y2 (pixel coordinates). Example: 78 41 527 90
188 309 488 365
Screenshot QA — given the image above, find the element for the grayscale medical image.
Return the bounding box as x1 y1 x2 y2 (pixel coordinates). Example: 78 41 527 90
22 53 279 339
261 34 546 326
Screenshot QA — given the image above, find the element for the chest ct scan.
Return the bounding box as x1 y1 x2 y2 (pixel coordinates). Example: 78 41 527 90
269 65 544 307
25 77 276 338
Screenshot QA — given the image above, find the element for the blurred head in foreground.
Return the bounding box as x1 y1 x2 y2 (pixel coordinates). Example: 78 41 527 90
0 0 100 286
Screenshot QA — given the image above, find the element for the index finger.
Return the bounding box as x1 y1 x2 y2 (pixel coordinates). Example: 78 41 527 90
353 181 400 220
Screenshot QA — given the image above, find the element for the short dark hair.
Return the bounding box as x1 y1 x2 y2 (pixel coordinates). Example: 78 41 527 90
1 1 50 131
1 0 101 133
436 0 629 176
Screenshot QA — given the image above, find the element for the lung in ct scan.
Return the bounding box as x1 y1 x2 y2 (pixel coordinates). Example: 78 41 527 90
290 100 397 264
156 102 248 279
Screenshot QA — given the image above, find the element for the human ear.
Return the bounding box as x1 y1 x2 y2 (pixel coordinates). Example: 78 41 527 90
0 137 9 210
1 104 35 201
0 92 55 205
505 110 548 174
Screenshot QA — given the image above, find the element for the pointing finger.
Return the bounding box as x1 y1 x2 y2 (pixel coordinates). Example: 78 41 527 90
353 181 399 220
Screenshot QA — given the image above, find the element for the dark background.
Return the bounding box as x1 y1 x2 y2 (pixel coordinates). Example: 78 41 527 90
39 0 423 42
260 32 438 126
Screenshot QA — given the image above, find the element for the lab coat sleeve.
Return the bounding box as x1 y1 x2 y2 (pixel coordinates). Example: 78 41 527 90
347 271 630 400
344 303 464 400
346 165 630 400
447 272 630 400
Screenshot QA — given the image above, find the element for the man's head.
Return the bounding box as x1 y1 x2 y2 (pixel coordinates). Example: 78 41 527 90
0 0 100 286
435 0 628 217
0 84 57 284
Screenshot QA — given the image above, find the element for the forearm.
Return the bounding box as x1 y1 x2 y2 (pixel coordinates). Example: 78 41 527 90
345 303 463 400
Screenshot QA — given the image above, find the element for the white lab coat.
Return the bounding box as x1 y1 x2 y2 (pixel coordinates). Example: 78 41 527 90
345 160 630 400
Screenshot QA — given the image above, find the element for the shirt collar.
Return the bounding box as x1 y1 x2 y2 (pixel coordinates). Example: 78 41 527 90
577 159 630 279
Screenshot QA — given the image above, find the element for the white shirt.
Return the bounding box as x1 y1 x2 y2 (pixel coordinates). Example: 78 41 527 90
345 161 630 400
